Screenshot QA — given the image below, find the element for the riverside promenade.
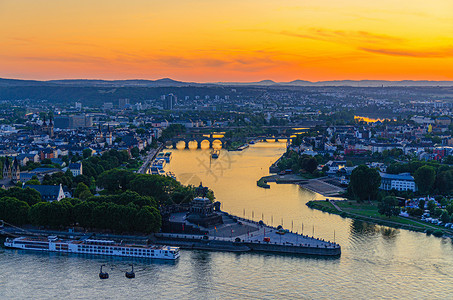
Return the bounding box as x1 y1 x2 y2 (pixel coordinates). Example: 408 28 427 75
156 211 341 257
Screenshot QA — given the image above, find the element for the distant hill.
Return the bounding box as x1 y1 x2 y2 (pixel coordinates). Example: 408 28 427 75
2 77 453 87
216 79 453 87
47 77 200 87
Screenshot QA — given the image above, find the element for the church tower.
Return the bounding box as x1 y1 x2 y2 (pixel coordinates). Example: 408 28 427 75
2 158 11 180
106 124 113 146
95 123 104 143
11 157 20 182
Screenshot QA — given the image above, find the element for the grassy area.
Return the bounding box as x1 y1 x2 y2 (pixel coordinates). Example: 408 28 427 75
226 141 244 151
307 199 452 236
306 200 339 215
257 177 270 189
297 173 318 179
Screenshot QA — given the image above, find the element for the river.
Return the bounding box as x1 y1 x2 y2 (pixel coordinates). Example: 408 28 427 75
1 143 453 299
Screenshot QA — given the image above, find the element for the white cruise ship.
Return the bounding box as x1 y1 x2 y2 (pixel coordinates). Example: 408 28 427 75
4 236 180 260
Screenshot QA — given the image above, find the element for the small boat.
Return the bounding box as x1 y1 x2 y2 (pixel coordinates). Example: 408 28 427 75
211 150 220 159
125 264 135 279
150 166 160 175
99 264 109 279
164 152 172 163
166 172 176 180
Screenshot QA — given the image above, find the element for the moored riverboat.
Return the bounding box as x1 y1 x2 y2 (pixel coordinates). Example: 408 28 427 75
4 236 180 260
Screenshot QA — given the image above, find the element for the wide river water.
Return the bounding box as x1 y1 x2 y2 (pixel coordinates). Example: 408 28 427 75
1 143 453 299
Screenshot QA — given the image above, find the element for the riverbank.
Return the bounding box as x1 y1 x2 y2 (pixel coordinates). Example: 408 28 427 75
307 200 453 238
0 210 341 257
226 141 250 151
257 174 345 196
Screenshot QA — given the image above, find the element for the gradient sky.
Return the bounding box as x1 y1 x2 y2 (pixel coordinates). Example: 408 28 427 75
1 0 453 82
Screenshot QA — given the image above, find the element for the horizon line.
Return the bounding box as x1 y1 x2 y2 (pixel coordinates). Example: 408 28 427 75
2 77 453 84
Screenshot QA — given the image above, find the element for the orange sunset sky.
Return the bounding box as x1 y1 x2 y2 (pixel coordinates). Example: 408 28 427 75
1 0 453 82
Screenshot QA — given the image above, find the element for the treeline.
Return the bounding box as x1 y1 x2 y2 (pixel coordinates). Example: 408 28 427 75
277 151 319 175
159 124 186 141
97 169 214 205
0 191 161 233
387 160 453 195
0 163 214 232
0 187 42 206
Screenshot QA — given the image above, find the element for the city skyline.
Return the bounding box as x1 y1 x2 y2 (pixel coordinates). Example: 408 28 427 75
1 0 453 82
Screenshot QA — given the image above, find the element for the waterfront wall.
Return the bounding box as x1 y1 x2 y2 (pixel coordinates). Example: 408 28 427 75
269 155 284 173
155 233 341 257
245 242 341 256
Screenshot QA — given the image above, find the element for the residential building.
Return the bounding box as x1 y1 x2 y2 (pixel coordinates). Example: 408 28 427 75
25 184 65 202
69 163 83 176
379 172 417 192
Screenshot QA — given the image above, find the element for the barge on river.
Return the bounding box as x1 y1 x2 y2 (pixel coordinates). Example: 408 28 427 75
4 236 180 260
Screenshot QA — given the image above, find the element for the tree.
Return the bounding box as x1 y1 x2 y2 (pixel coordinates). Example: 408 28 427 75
0 187 42 206
83 148 92 159
435 170 453 194
349 165 381 202
79 189 93 200
29 202 52 226
135 206 162 233
136 128 146 135
414 165 436 194
446 203 453 215
427 200 437 214
301 157 318 173
97 169 135 192
41 158 52 165
378 196 400 217
129 174 180 204
0 197 30 225
418 199 426 210
74 182 92 199
440 210 451 223
26 179 41 185
131 147 140 158
74 201 97 229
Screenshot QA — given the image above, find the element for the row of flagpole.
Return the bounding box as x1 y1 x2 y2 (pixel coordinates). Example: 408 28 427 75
241 209 336 243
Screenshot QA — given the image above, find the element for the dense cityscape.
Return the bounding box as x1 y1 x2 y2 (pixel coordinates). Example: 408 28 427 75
1 80 453 236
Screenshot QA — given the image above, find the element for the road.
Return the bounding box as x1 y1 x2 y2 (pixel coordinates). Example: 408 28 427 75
137 144 163 174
